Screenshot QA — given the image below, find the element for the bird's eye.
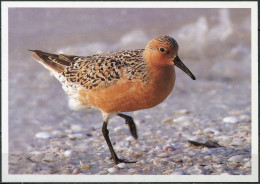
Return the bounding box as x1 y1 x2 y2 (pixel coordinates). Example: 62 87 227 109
159 48 165 52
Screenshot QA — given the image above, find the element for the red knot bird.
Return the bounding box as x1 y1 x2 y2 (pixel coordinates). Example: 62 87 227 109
30 35 196 164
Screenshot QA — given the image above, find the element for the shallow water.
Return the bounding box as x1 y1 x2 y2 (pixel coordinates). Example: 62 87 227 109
8 8 251 175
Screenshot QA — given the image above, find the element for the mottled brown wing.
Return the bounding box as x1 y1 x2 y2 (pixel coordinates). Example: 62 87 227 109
62 49 148 90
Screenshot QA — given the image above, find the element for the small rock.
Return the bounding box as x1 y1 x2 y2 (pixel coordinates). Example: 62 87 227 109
174 109 190 114
228 155 245 162
64 150 72 157
70 124 82 132
35 132 53 139
162 117 174 123
68 133 84 140
223 116 240 123
204 140 222 148
163 169 174 175
173 116 190 123
163 145 176 152
157 152 169 158
171 169 187 175
128 168 138 174
117 163 126 169
203 128 216 134
107 167 118 174
187 168 202 175
126 136 135 142
72 168 81 174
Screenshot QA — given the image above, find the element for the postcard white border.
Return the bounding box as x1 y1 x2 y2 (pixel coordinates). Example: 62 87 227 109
2 1 258 182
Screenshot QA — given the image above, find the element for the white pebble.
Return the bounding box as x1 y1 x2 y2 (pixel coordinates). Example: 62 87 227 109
126 136 135 142
223 116 240 123
107 167 118 174
174 109 189 114
220 173 230 175
162 117 174 123
187 168 202 175
214 131 221 136
228 155 244 162
68 133 84 139
128 168 138 174
173 116 190 123
157 152 169 158
35 132 53 139
117 163 126 169
163 169 174 174
203 128 216 134
64 150 72 157
70 124 82 132
72 168 80 174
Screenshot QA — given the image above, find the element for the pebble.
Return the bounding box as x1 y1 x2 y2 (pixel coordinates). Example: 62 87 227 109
174 109 190 114
163 145 176 152
163 169 174 174
68 133 84 140
157 152 169 158
203 128 216 134
187 167 202 175
35 132 53 139
223 116 240 123
64 150 72 157
128 168 138 174
107 167 118 174
126 136 135 142
171 169 187 175
162 117 174 123
228 155 245 162
72 168 81 174
70 124 82 132
98 170 109 175
117 163 126 169
173 115 190 123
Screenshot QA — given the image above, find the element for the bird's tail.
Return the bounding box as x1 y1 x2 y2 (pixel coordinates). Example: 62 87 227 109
29 50 73 73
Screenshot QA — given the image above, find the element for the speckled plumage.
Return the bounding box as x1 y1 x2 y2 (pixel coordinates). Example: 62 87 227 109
30 35 196 164
31 49 151 92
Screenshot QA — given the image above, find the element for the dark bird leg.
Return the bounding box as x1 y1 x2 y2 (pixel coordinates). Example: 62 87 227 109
117 113 138 139
102 120 136 164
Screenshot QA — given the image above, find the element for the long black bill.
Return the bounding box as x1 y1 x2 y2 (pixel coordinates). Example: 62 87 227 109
173 56 196 80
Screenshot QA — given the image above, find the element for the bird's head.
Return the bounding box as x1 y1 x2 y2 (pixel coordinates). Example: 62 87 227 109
144 35 196 80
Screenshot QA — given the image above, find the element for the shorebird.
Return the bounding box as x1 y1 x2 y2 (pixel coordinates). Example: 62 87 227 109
30 35 195 164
